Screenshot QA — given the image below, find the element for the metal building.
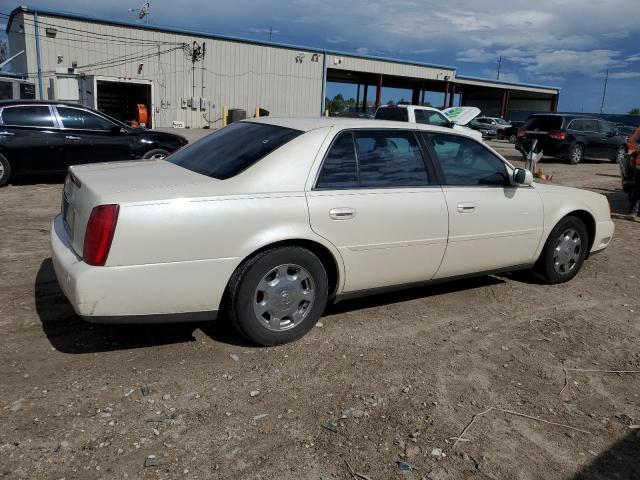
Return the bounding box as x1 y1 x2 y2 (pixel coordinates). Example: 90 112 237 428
5 6 560 129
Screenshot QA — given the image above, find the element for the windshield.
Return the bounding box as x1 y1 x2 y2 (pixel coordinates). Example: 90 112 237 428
168 122 303 179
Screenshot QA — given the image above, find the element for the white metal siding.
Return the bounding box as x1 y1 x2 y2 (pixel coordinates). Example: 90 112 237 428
328 54 453 81
18 12 324 127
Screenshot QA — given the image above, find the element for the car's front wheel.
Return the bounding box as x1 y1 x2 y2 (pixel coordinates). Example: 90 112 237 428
534 216 588 284
142 149 170 160
568 144 583 165
0 153 11 187
226 246 329 346
613 145 626 164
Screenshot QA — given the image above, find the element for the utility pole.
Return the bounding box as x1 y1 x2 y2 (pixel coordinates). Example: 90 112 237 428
269 25 273 42
497 56 502 80
600 69 609 114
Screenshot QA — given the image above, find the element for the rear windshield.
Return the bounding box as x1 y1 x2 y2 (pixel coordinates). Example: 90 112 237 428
168 122 302 179
524 116 563 131
374 108 409 122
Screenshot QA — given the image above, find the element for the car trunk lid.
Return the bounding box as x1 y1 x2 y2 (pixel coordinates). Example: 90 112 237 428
61 160 211 257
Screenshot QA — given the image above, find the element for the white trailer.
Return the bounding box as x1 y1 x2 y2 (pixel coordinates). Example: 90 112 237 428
79 75 154 128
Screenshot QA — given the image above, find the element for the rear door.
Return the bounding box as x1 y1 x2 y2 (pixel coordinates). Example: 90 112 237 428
0 105 64 175
598 120 623 158
581 119 606 157
307 128 448 292
54 106 134 167
421 132 543 278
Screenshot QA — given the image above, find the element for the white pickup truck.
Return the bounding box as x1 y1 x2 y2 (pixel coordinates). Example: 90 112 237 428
374 105 483 141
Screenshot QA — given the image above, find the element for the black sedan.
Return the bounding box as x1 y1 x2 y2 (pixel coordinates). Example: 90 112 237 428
0 101 188 186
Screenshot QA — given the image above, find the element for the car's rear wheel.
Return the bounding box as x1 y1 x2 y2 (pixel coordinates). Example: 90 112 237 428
568 144 583 165
226 246 328 346
0 153 11 187
534 216 588 284
142 149 170 160
613 145 626 164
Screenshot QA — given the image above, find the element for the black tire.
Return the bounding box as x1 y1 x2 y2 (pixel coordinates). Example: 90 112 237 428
533 216 589 284
226 246 329 346
142 148 170 160
568 144 583 165
0 153 11 187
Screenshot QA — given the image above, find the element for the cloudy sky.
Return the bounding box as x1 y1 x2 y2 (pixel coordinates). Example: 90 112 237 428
2 0 640 113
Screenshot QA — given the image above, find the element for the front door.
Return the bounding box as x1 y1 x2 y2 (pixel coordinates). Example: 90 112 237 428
421 132 544 279
54 106 134 167
307 129 449 293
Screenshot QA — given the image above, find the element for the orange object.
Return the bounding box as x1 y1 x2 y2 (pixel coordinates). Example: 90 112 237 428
136 104 148 126
628 126 640 168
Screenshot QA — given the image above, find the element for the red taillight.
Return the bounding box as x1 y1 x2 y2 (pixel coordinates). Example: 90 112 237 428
517 128 526 137
83 204 119 266
548 130 567 140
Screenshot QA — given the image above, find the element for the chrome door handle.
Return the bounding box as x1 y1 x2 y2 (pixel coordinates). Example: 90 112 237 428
0 131 14 135
329 207 356 220
65 135 81 141
457 203 477 213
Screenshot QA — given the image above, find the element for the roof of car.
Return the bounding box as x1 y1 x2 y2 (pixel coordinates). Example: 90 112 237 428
377 105 439 111
0 100 91 108
529 113 598 120
243 116 466 135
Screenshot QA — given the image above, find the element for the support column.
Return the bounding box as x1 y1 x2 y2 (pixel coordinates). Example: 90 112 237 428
411 87 420 105
356 84 361 112
449 83 456 108
362 84 369 113
443 81 450 109
551 94 559 112
421 90 426 106
500 90 508 118
375 74 383 109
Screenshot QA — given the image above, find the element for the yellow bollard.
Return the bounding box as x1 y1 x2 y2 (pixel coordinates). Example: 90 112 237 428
255 106 260 118
222 105 228 127
324 109 329 117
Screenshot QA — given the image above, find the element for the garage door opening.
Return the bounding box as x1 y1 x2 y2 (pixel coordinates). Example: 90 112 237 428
80 76 153 128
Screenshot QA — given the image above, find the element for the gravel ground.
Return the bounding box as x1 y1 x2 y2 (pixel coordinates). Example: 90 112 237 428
1 139 639 480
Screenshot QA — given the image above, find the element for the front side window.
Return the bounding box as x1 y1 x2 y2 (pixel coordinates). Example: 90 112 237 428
415 110 450 127
57 107 115 131
169 122 302 180
1 105 55 128
423 132 508 186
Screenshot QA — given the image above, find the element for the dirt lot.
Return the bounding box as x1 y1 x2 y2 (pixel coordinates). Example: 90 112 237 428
1 140 639 480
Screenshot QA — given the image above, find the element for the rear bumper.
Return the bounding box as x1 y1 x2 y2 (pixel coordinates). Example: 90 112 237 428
590 219 615 254
51 215 238 323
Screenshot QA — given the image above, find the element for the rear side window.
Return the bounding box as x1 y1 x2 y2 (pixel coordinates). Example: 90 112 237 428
567 119 584 131
423 132 508 186
1 105 55 128
316 130 429 189
168 122 302 180
582 119 599 132
315 132 358 189
354 130 428 187
524 116 562 131
57 107 115 131
374 108 409 122
600 121 616 135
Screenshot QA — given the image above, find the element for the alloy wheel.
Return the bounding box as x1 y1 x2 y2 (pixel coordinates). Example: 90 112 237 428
253 264 315 332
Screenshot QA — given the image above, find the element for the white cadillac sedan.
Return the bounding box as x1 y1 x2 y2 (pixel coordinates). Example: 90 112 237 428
51 117 614 345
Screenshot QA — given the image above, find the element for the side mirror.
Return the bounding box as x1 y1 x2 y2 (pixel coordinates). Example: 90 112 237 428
448 121 455 129
513 168 533 186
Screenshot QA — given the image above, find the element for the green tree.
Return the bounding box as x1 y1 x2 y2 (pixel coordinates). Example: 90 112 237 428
629 108 640 115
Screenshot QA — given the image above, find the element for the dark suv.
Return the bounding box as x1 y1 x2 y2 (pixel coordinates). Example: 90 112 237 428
515 114 627 165
0 100 188 186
